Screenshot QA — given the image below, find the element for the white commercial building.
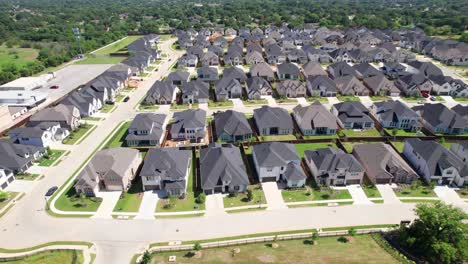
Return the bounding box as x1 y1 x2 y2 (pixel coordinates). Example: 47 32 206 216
0 77 48 91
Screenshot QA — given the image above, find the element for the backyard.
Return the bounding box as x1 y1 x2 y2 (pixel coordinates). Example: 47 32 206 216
223 185 266 208
62 124 96 145
294 142 337 158
113 179 144 212
2 250 84 264
384 128 424 137
389 141 405 153
339 128 382 138
341 141 381 153
259 134 297 141
147 235 399 264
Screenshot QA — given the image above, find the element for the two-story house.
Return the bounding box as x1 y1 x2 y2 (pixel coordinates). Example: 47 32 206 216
170 109 207 142
370 100 421 132
125 113 167 147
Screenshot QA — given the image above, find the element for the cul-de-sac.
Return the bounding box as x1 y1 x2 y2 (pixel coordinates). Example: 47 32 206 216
0 1 467 264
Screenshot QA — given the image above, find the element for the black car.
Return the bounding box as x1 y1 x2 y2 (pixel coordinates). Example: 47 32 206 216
123 96 130 102
45 186 58 196
107 101 115 105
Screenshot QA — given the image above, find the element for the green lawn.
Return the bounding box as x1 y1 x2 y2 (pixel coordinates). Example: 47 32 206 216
0 45 38 68
306 97 328 102
148 235 399 264
340 128 382 138
400 199 439 204
456 188 468 198
37 150 66 167
0 192 19 211
434 96 445 102
100 104 117 113
75 56 125 64
453 97 468 102
138 104 159 111
113 179 144 212
243 99 268 106
341 141 381 153
302 134 338 140
139 72 149 77
93 36 142 56
282 187 352 202
259 134 297 141
62 124 96 145
171 103 199 110
276 98 298 104
115 94 126 102
2 249 83 264
104 121 130 149
294 142 337 158
390 141 405 153
82 116 104 121
384 128 424 137
369 96 390 102
223 186 266 208
362 185 382 198
401 96 424 102
55 185 103 212
394 181 437 197
208 100 234 108
337 95 360 102
155 160 205 212
14 173 41 181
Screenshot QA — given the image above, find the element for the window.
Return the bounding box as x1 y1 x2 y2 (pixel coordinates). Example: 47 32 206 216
234 186 239 191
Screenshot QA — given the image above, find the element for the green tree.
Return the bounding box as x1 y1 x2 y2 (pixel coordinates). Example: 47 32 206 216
196 193 205 204
246 188 254 202
193 242 202 251
141 250 151 264
0 191 9 201
348 227 357 237
399 202 468 264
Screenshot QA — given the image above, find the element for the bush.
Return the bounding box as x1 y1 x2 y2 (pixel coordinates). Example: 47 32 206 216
193 242 202 251
0 191 10 201
246 189 254 202
196 193 205 204
337 236 349 243
140 250 151 264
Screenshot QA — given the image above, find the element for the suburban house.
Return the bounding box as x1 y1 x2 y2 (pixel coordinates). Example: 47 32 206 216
223 67 248 83
0 166 14 190
301 61 328 78
252 142 307 187
304 148 364 186
277 80 307 98
403 139 467 186
332 102 374 129
306 75 338 97
125 113 167 147
181 80 209 104
395 74 433 97
246 77 273 100
381 62 408 79
254 106 294 136
167 71 190 86
265 43 286 64
200 143 250 194
143 81 177 105
249 63 275 81
450 142 468 162
214 110 253 142
139 148 192 196
429 75 457 96
412 103 468 135
61 91 98 118
197 66 219 82
8 126 55 148
178 54 198 68
245 51 265 65
27 104 81 131
353 143 418 184
363 75 400 96
215 77 243 100
352 63 382 79
223 50 243 66
293 102 338 136
277 63 300 80
207 45 224 57
200 51 219 66
170 109 207 142
287 49 308 64
334 75 370 96
0 139 45 173
74 148 142 196
327 61 358 79
370 100 421 131
451 104 468 120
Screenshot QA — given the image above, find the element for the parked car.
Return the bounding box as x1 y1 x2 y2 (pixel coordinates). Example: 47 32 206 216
430 96 436 101
123 96 130 102
45 186 58 196
50 85 59 89
107 101 115 105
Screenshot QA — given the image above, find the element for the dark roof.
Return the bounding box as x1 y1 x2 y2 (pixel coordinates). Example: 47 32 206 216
253 106 294 132
293 102 338 130
305 148 364 173
171 109 206 135
253 142 300 167
214 110 252 138
412 103 468 129
139 148 191 182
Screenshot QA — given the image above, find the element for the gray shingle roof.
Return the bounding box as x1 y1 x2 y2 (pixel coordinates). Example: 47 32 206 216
139 148 191 182
412 103 468 129
214 110 252 138
304 148 364 173
253 142 300 167
293 102 338 130
373 100 419 122
171 109 206 135
253 106 294 132
125 113 167 142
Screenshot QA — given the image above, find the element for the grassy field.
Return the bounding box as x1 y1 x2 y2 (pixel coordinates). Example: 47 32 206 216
0 45 38 68
55 185 102 212
113 179 144 212
2 250 83 264
148 235 399 264
62 124 96 145
395 182 437 197
259 134 297 141
340 128 382 138
294 142 337 158
93 36 142 56
37 150 66 167
76 36 142 65
223 186 266 208
282 188 352 202
104 121 130 149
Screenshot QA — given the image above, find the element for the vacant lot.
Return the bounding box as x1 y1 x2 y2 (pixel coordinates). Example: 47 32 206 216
0 45 38 68
148 235 398 264
77 36 142 65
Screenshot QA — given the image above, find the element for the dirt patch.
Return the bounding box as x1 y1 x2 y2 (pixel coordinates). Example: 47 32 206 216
256 254 276 263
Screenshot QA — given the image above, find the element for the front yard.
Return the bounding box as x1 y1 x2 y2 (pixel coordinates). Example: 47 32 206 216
104 121 130 149
100 104 117 113
282 186 352 203
147 235 399 264
337 95 360 102
259 134 297 141
138 104 159 111
394 181 437 197
208 100 233 108
362 185 382 198
113 179 144 212
55 185 103 212
171 103 199 110
36 149 66 167
62 124 96 145
456 188 468 198
339 128 382 138
243 99 268 106
306 96 328 103
294 142 338 158
15 173 41 181
223 185 266 208
341 141 382 153
0 192 19 211
369 96 390 102
275 98 298 104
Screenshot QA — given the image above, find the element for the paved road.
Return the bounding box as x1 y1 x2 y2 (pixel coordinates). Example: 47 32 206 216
1 39 467 264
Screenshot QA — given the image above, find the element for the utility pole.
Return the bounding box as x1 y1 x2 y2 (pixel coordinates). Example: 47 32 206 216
72 27 83 58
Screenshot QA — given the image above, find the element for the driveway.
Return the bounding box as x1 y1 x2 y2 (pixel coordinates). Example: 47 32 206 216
231 98 244 109
263 96 277 107
441 96 462 108
346 185 372 205
434 186 465 205
261 182 287 210
358 96 373 108
205 193 226 216
134 191 161 220
5 180 37 194
296 97 308 106
376 184 401 204
92 191 122 219
327 97 341 105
